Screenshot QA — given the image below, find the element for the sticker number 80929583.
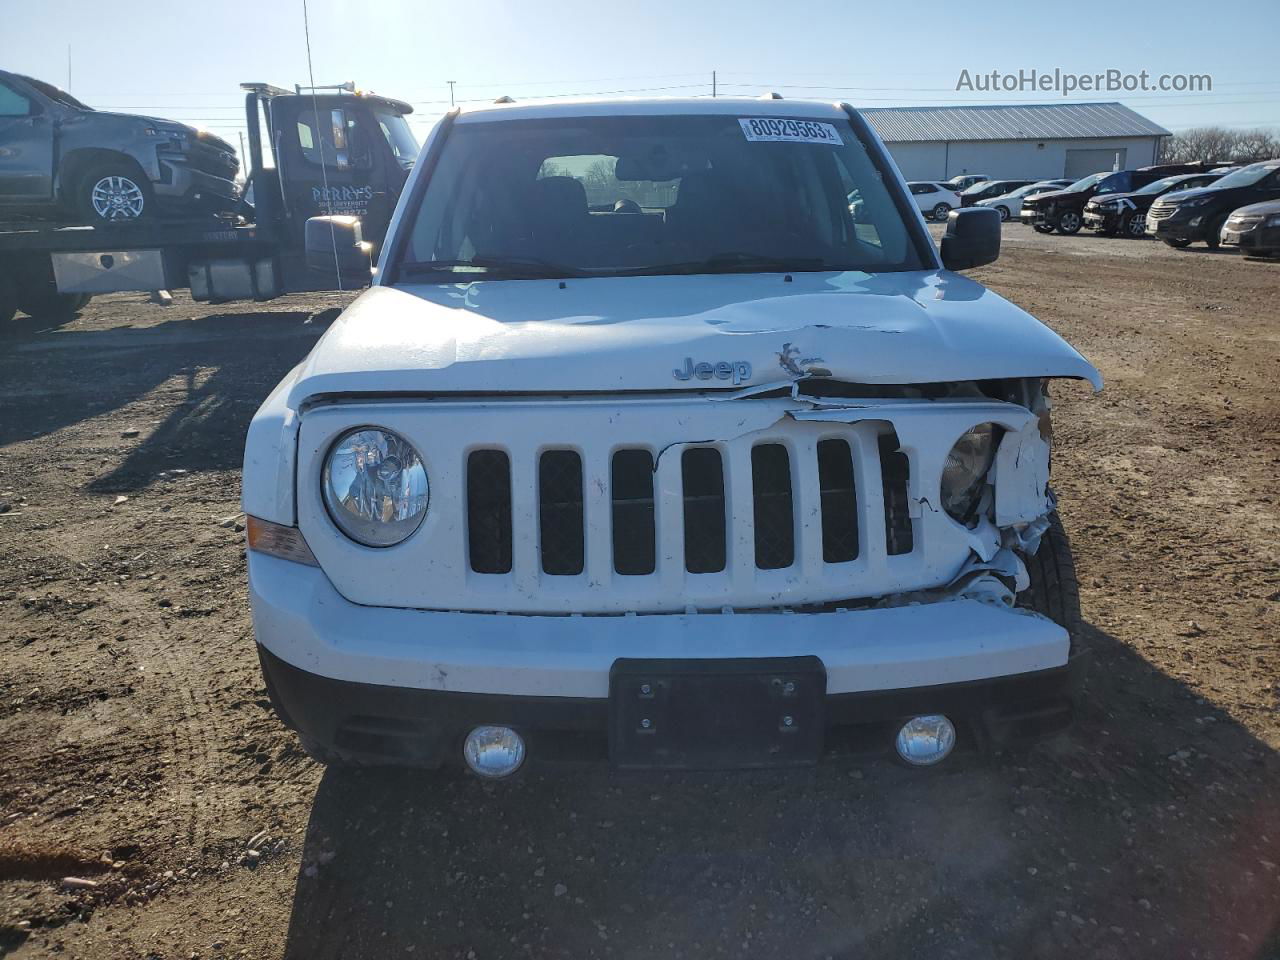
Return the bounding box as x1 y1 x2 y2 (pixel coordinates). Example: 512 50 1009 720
739 118 844 144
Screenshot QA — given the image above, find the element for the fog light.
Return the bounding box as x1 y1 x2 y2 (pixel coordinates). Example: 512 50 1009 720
895 715 956 766
463 725 525 778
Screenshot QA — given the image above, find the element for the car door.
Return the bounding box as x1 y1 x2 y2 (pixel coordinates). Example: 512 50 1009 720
910 183 935 213
0 78 55 202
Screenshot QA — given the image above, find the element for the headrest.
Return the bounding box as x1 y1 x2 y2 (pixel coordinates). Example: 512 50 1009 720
532 175 588 217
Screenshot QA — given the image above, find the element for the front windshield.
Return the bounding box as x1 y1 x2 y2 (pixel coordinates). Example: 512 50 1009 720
22 75 91 110
961 181 996 195
1063 172 1106 192
396 114 923 281
1211 163 1279 189
1093 171 1131 195
1134 175 1186 196
375 110 419 164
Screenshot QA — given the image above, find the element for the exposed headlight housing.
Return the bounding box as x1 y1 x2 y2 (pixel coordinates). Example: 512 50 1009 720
940 423 999 523
322 427 429 547
1266 214 1280 228
1180 196 1213 208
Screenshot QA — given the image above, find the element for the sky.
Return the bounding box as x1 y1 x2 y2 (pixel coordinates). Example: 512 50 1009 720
3 0 1277 152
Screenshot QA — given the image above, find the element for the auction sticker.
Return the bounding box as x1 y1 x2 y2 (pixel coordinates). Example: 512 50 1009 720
739 118 843 144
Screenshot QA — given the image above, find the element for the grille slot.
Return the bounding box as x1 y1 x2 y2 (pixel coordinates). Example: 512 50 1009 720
682 447 727 574
466 450 513 574
878 432 914 556
751 444 794 569
538 450 585 575
611 449 656 576
817 438 859 563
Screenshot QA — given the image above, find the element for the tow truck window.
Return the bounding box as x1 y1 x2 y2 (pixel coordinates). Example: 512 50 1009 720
296 108 372 171
0 84 31 117
398 114 922 280
375 110 419 164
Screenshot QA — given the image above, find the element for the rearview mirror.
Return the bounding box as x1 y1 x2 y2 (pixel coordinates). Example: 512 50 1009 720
939 207 1001 271
305 215 374 286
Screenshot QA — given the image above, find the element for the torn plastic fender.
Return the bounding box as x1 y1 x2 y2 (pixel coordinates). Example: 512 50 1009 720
991 417 1052 527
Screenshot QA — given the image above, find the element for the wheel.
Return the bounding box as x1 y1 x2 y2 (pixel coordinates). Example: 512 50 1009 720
0 268 16 325
17 288 90 321
995 205 1011 222
1204 213 1229 250
1033 224 1055 234
1055 210 1082 235
1163 238 1192 248
1122 211 1147 238
74 161 153 223
931 203 952 222
1017 512 1085 654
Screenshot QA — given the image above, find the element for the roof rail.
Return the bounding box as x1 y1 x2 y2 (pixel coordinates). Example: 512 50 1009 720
240 82 291 98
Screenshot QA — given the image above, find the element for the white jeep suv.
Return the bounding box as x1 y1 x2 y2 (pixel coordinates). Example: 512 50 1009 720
243 97 1101 775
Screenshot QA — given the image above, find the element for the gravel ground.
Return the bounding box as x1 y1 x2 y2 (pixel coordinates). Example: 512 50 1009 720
0 225 1277 959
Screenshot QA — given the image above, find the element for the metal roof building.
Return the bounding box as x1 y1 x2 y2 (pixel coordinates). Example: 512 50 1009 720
860 102 1171 182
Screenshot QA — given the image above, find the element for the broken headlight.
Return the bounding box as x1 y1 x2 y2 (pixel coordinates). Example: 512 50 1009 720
940 423 998 523
321 427 429 547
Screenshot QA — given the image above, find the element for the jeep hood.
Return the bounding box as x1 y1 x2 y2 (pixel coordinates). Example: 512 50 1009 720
288 270 1102 405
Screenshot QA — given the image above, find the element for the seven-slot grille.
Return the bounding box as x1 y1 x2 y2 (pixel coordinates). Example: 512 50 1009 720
467 431 914 579
1147 203 1178 222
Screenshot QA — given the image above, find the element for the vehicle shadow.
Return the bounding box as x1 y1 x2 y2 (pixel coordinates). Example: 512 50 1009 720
0 309 331 490
281 624 1280 959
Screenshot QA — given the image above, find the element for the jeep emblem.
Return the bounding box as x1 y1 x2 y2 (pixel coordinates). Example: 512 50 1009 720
673 357 752 385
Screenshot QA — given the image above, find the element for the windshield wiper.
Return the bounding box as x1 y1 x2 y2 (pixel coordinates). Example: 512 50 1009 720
612 252 833 277
399 256 586 280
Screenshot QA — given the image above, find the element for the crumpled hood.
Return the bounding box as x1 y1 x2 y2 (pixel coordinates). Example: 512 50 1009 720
288 270 1102 406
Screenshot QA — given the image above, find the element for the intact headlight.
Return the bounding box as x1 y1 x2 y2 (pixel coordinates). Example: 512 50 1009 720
1180 196 1213 208
940 423 999 523
322 427 429 547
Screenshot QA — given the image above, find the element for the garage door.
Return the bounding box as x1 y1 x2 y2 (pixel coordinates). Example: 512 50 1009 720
1064 148 1126 179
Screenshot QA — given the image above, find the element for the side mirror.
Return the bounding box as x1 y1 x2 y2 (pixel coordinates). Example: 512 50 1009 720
939 207 1001 271
305 215 374 286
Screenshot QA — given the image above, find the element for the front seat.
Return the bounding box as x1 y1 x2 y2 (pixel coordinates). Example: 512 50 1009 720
528 175 590 261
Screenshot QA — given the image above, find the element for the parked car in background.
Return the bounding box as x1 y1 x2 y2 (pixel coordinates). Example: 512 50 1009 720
1147 160 1280 248
1019 164 1208 235
1083 172 1227 238
959 179 1034 207
976 181 1066 221
1219 199 1280 257
905 181 962 221
0 69 239 223
943 173 990 192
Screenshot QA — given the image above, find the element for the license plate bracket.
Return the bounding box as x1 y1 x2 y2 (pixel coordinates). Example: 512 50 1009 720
608 657 826 769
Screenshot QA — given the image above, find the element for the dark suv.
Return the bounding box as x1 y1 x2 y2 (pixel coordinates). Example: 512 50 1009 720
1146 160 1280 248
1082 172 1227 237
1019 164 1209 235
0 70 239 223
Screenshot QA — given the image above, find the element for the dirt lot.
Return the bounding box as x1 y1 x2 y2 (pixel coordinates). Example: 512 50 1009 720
1 225 1277 959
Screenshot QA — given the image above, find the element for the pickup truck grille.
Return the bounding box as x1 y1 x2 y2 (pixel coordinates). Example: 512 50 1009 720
466 434 913 581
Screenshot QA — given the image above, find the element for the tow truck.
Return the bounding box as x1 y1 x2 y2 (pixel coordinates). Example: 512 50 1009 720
0 81 417 324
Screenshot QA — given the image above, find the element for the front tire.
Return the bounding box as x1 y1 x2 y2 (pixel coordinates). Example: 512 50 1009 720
995 205 1011 222
1056 210 1082 235
1204 213 1229 250
1017 512 1085 654
1122 211 1147 238
75 161 154 223
931 202 952 222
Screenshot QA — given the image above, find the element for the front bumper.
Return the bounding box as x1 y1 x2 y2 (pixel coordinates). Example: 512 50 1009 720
251 553 1084 769
1146 209 1207 242
154 156 239 211
1083 207 1121 232
1220 222 1280 253
1019 206 1048 226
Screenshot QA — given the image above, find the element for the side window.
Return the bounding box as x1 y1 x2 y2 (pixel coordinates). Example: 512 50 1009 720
295 108 371 171
0 83 31 117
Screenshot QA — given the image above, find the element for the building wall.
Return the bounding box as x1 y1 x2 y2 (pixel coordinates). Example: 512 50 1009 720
885 136 1163 182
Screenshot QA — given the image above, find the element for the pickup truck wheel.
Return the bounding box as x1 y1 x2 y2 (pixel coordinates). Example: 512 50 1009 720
76 162 153 222
1016 511 1085 655
1055 210 1082 235
1033 223 1054 234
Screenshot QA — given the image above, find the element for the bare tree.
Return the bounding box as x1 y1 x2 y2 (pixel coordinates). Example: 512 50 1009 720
1159 126 1280 164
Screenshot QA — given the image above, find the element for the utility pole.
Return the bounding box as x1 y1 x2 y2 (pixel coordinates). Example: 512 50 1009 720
447 80 456 107
712 70 716 98
67 45 72 90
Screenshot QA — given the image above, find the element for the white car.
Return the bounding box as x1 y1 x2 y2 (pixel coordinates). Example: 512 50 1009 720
977 181 1071 221
244 97 1102 777
906 181 962 221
